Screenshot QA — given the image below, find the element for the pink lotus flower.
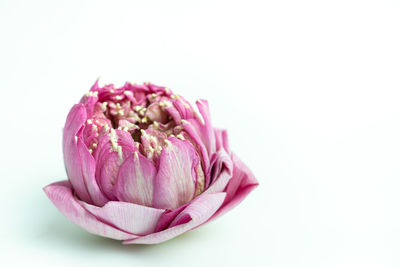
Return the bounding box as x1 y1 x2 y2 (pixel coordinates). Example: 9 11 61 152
44 81 258 244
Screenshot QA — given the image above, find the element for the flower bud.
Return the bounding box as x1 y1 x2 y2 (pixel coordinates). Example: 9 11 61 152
44 80 258 244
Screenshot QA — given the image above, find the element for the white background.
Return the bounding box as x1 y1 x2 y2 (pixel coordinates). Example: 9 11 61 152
1 0 399 266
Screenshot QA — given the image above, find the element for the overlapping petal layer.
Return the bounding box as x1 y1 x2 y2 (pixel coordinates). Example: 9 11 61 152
44 81 258 244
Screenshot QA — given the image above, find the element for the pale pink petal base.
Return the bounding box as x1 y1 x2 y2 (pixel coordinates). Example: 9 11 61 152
152 138 199 210
114 153 156 206
43 181 139 240
123 192 226 244
80 200 164 235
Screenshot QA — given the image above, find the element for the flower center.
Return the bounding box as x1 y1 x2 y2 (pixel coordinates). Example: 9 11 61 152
83 83 193 161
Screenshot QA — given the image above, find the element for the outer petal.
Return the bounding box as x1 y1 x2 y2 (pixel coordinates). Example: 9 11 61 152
63 104 92 203
154 204 188 232
152 138 199 210
77 138 108 206
43 181 138 240
123 192 226 244
209 153 258 220
114 153 156 206
80 201 165 235
203 149 233 193
63 104 108 206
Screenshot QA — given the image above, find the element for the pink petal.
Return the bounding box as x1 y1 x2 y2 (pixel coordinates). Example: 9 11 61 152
80 200 165 235
43 181 138 240
146 102 169 123
148 83 167 93
123 192 226 244
95 130 137 200
214 128 230 154
172 98 196 120
152 138 199 210
195 99 216 154
180 119 210 173
114 152 156 206
94 139 120 200
209 153 259 220
62 104 92 203
203 149 233 193
154 204 188 232
78 79 99 116
76 138 109 206
163 104 182 125
180 100 217 174
115 129 138 150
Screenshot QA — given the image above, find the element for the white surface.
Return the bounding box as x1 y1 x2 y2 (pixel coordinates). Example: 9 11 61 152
1 0 400 266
